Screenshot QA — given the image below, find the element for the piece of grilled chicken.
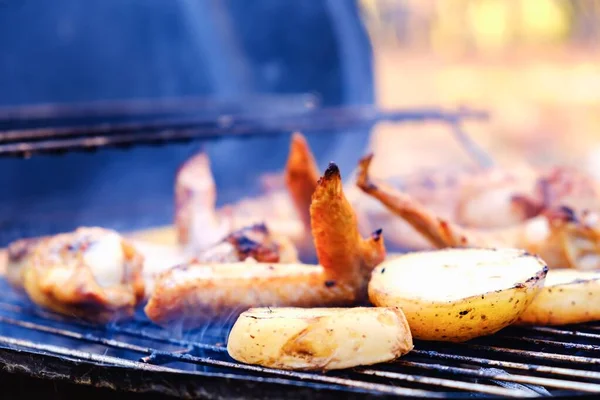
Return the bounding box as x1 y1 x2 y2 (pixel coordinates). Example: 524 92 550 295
144 162 386 329
17 227 146 323
8 221 300 304
175 132 319 261
6 236 48 289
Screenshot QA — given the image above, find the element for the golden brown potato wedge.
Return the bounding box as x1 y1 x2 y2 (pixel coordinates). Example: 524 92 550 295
227 306 413 371
368 248 548 342
517 269 600 326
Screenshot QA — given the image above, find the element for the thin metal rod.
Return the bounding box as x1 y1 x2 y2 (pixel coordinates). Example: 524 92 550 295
499 335 600 352
0 315 161 354
148 351 444 398
0 115 486 157
450 122 495 169
410 349 600 381
0 106 489 143
0 95 320 122
355 368 535 397
523 326 600 341
0 334 181 372
389 360 600 393
461 343 600 365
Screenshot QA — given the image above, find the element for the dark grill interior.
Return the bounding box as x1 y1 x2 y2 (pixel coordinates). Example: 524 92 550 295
0 277 599 399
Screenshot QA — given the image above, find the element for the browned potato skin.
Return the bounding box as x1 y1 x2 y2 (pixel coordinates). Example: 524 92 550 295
22 228 145 324
227 307 413 371
517 272 600 326
368 249 548 342
145 163 386 328
371 283 542 342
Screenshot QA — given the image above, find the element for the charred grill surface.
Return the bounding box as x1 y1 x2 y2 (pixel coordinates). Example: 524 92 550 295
0 278 599 399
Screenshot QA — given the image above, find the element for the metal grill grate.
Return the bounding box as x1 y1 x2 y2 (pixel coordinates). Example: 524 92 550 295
0 100 488 159
0 279 598 399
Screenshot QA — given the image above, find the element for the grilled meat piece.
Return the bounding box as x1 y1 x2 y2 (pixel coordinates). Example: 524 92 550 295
357 153 600 270
144 162 386 329
21 227 145 323
174 134 316 261
6 236 48 288
197 223 298 264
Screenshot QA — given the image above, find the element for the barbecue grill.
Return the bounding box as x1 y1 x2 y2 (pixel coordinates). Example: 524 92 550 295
0 98 599 400
2 2 600 399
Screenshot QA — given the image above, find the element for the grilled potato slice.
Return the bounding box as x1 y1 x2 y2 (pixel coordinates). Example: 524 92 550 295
517 269 600 326
227 307 413 371
368 248 548 342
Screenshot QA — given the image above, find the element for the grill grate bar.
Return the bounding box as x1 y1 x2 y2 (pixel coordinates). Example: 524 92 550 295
0 106 486 143
523 326 600 340
0 106 488 157
455 343 600 365
498 335 600 352
0 334 183 372
0 95 320 122
411 349 600 381
147 350 506 398
389 361 600 393
0 315 172 355
355 368 535 397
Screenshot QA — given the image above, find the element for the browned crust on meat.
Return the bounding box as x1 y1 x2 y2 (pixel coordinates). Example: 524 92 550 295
145 162 386 328
22 227 145 324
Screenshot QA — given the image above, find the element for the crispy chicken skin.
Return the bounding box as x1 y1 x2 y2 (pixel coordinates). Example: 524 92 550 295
353 157 600 251
357 153 600 270
141 223 299 299
22 227 145 323
144 163 386 329
175 141 310 258
6 236 48 288
175 151 230 255
196 223 298 264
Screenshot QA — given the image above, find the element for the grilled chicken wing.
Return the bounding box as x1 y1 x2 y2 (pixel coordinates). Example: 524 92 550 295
357 153 600 270
196 222 298 264
144 162 386 329
21 227 145 323
175 133 322 261
284 132 320 254
174 151 231 256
